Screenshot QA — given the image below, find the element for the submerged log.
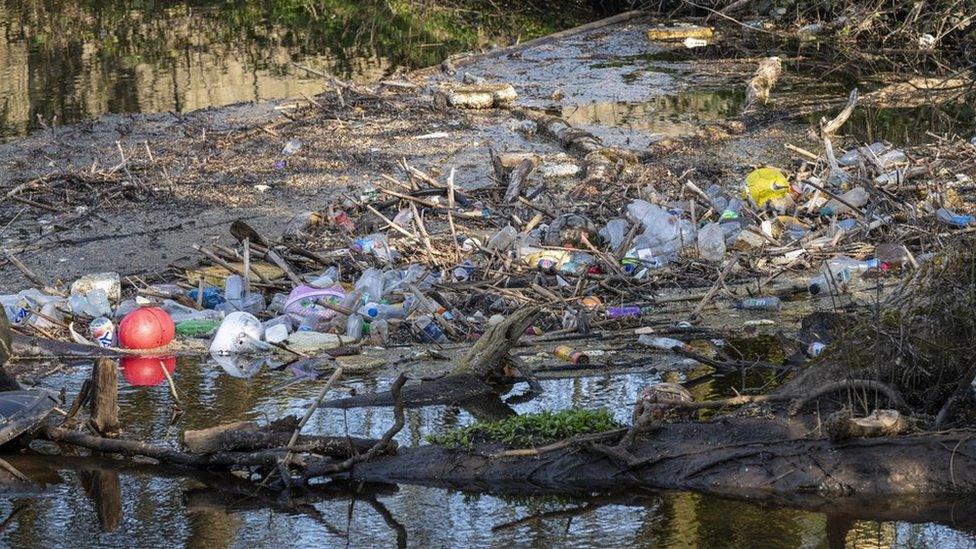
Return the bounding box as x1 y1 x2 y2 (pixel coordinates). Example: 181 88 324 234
343 418 976 498
182 421 391 457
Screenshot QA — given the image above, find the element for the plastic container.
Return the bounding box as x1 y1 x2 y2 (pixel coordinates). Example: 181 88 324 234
283 285 344 331
210 311 268 355
188 286 224 309
345 314 364 340
638 335 690 352
838 142 885 167
175 319 221 338
70 272 121 304
355 268 384 304
736 297 782 311
224 275 244 301
599 218 630 250
352 233 395 261
264 323 289 344
370 318 390 345
820 187 869 216
697 222 726 262
307 266 339 288
413 315 446 343
936 207 976 227
487 225 518 251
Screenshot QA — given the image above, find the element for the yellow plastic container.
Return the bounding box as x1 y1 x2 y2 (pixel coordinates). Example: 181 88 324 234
745 167 790 207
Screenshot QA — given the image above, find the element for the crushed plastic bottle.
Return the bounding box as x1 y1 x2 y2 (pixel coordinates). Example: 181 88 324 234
820 187 869 217
637 335 691 352
808 256 879 295
838 142 885 167
936 207 976 227
487 225 518 251
352 233 395 261
345 314 364 341
414 315 446 343
599 218 630 250
284 285 345 330
369 318 389 345
355 268 384 304
736 297 782 311
281 139 302 156
697 222 726 262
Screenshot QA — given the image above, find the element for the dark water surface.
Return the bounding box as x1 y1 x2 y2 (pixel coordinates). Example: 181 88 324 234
0 0 589 140
0 356 973 547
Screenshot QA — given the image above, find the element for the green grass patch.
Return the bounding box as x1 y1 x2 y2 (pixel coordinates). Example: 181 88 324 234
426 408 620 450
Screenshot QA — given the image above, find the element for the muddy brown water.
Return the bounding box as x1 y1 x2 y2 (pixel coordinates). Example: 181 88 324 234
0 355 970 547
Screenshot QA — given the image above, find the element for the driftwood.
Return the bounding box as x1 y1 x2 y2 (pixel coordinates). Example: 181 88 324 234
344 418 976 498
182 420 391 457
90 357 119 437
504 158 535 203
825 409 911 441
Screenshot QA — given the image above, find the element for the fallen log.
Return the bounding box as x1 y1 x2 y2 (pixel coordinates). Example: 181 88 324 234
183 421 391 457
341 418 976 499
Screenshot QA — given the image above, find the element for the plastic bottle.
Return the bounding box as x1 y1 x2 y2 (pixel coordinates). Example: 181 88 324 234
345 314 364 341
357 302 406 321
188 287 224 309
606 306 641 319
736 297 782 311
820 187 869 217
218 293 266 315
413 315 446 343
370 318 389 345
808 256 878 295
554 345 589 364
638 335 690 352
487 225 518 251
225 275 244 301
599 218 630 250
936 207 976 227
352 233 394 261
697 222 726 262
281 139 302 156
876 149 906 168
307 266 339 288
453 260 477 282
837 143 884 166
355 268 384 304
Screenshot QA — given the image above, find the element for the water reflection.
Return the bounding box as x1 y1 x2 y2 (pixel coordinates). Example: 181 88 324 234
0 0 591 140
2 357 975 546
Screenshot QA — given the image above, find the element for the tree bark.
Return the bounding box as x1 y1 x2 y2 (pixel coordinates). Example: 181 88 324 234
90 357 119 437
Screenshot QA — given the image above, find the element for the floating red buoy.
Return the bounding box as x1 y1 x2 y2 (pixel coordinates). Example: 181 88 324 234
121 355 176 387
118 307 175 349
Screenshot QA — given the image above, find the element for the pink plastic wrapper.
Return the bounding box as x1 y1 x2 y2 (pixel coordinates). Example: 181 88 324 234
284 285 345 331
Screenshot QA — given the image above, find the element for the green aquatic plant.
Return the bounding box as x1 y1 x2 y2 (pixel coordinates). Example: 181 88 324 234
426 408 620 450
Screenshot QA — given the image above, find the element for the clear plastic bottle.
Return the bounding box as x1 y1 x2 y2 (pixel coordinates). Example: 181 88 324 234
808 256 878 295
821 187 869 216
281 138 302 156
370 318 389 345
307 266 339 288
345 314 364 340
487 225 518 251
637 335 690 351
357 302 406 321
355 268 384 304
697 222 726 262
224 275 244 301
599 218 630 250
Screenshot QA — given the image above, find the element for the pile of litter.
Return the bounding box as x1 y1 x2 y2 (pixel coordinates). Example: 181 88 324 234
2 80 975 385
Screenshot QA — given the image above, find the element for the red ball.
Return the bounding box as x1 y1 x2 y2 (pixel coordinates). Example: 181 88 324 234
121 355 176 387
118 307 175 349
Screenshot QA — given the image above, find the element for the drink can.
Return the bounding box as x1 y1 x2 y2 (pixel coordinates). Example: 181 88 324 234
90 317 116 348
554 345 589 365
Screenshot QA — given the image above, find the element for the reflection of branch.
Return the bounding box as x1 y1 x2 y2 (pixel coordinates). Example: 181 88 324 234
0 503 26 532
491 502 601 532
302 374 407 481
366 496 407 549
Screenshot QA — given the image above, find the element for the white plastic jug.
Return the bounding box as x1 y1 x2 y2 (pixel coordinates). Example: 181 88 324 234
210 312 269 355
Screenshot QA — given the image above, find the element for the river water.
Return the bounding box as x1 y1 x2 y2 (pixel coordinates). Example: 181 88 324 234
0 356 971 547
